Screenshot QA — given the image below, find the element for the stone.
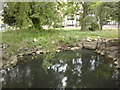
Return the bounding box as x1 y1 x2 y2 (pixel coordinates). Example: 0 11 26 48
100 50 106 56
76 43 83 49
10 55 17 61
0 63 2 69
32 53 36 56
18 53 24 56
111 41 118 46
86 37 92 42
106 51 110 56
97 43 101 49
45 50 50 54
57 46 62 50
113 57 117 61
56 50 61 52
71 47 75 51
0 48 2 51
10 60 17 65
36 46 42 49
100 43 106 50
83 41 97 50
95 49 98 53
108 51 117 59
96 50 101 54
109 46 118 51
117 58 120 68
33 38 38 42
25 51 33 55
74 47 81 50
70 47 81 51
36 50 44 54
114 61 118 65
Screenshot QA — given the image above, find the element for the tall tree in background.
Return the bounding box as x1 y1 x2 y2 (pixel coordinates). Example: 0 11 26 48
94 2 118 30
3 2 60 29
80 2 88 31
3 2 31 27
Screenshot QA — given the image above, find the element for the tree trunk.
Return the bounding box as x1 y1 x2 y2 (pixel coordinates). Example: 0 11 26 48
99 16 103 30
81 2 88 31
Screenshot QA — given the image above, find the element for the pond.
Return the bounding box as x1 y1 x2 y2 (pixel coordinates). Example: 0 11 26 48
2 49 120 88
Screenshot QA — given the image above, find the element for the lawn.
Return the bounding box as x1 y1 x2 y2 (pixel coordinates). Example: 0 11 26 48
1 28 118 55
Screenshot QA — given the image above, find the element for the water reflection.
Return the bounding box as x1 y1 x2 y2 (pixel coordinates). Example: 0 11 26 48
2 49 119 88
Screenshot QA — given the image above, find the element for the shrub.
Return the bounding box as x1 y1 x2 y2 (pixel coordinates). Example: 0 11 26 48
89 22 99 31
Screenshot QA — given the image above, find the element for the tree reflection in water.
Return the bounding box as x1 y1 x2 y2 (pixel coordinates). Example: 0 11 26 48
2 49 119 88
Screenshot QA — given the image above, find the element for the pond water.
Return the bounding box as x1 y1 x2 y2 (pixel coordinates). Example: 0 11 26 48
2 49 120 88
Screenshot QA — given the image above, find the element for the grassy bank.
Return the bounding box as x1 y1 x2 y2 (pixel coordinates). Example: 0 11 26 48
2 28 118 55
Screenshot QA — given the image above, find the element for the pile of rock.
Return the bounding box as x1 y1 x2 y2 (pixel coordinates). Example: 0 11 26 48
81 37 120 69
1 37 120 70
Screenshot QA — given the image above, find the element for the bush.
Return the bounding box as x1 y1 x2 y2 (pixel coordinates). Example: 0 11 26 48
89 22 100 31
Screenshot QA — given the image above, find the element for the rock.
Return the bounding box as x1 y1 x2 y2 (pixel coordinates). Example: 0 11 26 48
100 50 106 56
56 50 61 52
25 51 33 55
96 49 101 53
108 51 117 59
10 60 17 65
45 50 50 54
106 51 110 56
113 57 117 61
56 46 62 50
76 43 83 49
0 47 2 51
18 53 24 57
83 41 97 50
114 61 118 65
70 47 75 51
109 46 118 51
97 42 101 49
0 45 2 48
2 54 9 61
36 50 44 54
100 43 106 50
33 38 38 42
86 37 92 42
36 46 42 49
74 47 81 50
2 44 9 49
111 40 118 46
0 63 2 69
117 58 120 69
116 65 120 69
10 55 17 61
95 49 98 53
32 53 36 56
97 36 102 39
70 47 81 51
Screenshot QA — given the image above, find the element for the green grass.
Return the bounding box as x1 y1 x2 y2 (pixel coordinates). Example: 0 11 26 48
2 28 118 55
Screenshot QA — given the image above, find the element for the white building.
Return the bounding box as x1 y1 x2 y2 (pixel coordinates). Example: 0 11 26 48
62 14 80 27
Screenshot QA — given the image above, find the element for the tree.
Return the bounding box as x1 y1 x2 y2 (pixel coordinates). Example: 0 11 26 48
93 2 118 30
3 2 61 29
3 2 31 27
80 2 88 31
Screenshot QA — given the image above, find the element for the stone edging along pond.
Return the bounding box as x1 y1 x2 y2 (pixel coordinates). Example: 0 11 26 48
1 37 120 70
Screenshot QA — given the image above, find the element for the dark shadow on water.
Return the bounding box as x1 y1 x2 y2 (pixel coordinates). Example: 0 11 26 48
2 49 120 88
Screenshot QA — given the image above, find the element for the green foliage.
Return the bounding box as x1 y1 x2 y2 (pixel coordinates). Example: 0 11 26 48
89 22 100 31
3 2 61 29
92 2 118 30
3 2 31 27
